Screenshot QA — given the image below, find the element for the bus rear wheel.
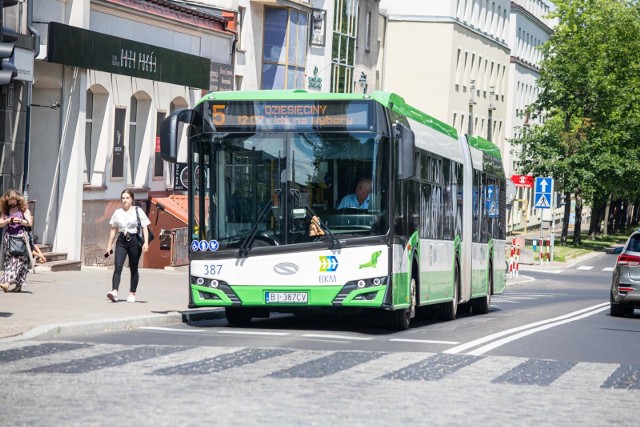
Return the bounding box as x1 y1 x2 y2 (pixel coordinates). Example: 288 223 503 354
472 261 493 314
225 307 253 326
440 262 460 321
387 275 416 330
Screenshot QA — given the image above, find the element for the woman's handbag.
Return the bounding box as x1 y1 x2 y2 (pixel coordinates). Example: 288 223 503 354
135 207 155 247
8 234 29 257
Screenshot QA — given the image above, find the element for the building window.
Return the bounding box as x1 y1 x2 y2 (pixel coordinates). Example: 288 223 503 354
261 7 308 89
237 7 246 51
154 112 165 178
128 96 137 185
84 90 93 184
331 0 358 93
111 108 126 180
365 11 371 51
235 75 243 90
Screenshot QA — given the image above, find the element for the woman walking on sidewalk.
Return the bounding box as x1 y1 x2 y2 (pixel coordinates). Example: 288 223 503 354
105 189 150 303
0 189 33 293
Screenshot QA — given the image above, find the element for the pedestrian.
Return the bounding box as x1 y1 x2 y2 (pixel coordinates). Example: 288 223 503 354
105 189 150 303
0 189 33 293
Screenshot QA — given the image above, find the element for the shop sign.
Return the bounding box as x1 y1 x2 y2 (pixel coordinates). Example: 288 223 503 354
47 22 210 89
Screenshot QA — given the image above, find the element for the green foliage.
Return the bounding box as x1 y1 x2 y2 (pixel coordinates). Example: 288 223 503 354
513 0 640 205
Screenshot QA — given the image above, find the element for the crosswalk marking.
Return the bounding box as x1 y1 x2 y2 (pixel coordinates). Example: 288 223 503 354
576 266 594 270
2 342 639 391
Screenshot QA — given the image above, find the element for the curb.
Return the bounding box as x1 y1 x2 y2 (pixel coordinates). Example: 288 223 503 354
0 308 226 343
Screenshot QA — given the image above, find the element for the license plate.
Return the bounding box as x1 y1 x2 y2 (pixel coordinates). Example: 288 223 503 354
265 292 308 304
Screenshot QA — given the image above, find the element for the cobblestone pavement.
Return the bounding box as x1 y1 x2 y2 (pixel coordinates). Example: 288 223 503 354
1 341 638 426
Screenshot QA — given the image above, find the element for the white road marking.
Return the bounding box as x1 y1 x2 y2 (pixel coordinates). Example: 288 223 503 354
217 330 290 336
444 302 609 355
465 305 609 356
602 267 614 272
140 326 207 333
389 338 460 345
302 333 373 341
576 266 594 270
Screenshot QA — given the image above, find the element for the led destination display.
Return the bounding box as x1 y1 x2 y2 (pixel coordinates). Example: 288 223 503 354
208 101 372 131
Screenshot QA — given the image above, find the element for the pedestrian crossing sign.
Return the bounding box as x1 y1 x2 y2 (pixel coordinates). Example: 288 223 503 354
534 176 553 209
534 193 550 208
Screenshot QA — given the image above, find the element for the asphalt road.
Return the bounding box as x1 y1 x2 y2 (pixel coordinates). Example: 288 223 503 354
2 252 639 426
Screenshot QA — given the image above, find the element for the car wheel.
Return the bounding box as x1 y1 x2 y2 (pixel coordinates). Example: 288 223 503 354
610 293 627 317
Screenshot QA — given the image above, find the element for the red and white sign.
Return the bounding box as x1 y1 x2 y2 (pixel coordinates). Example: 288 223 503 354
510 174 534 188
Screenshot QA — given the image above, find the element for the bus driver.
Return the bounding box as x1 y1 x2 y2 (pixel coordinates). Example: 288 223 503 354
337 178 371 209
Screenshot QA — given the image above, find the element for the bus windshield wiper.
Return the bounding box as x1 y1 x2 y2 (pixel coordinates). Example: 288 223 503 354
236 198 274 258
306 206 344 250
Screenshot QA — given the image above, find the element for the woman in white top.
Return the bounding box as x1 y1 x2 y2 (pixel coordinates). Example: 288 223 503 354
105 189 150 303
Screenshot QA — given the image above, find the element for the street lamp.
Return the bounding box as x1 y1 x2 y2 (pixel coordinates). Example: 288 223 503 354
488 86 496 141
358 72 368 94
31 101 61 110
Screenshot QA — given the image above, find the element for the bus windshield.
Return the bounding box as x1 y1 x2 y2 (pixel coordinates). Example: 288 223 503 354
191 130 390 252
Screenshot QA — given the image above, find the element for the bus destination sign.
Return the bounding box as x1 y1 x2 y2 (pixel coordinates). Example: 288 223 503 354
209 101 372 131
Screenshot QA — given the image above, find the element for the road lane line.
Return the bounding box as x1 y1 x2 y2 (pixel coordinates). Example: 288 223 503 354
577 266 594 270
602 267 614 272
302 333 373 341
443 302 609 355
217 330 290 336
466 305 609 356
141 326 207 333
389 338 460 345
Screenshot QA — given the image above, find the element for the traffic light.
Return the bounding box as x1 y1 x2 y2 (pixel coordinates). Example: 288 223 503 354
1 0 19 86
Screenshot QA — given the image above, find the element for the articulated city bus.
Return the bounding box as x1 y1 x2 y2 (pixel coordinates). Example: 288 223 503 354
160 90 506 330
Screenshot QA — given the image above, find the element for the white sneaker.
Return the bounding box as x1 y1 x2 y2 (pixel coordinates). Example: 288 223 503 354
107 291 118 302
127 294 136 303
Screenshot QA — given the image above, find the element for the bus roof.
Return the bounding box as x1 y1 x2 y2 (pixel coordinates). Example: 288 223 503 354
199 90 458 140
467 135 502 161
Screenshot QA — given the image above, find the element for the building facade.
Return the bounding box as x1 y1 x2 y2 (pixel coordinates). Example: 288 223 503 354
506 0 555 229
379 0 510 155
28 0 234 262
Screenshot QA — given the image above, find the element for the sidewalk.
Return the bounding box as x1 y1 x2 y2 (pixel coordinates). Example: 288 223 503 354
1 250 609 343
0 266 224 343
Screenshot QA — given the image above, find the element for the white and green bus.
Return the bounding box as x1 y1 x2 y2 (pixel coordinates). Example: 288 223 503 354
160 90 507 330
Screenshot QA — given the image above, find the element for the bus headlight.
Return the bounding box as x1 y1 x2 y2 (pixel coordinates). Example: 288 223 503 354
210 279 219 288
196 277 205 286
357 280 366 288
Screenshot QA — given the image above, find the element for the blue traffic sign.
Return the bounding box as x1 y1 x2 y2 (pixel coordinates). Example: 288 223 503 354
534 177 553 209
485 185 499 218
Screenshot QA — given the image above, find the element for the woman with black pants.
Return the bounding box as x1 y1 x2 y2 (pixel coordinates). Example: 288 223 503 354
105 189 150 303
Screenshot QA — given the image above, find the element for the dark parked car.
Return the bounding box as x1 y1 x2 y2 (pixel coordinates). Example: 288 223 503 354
610 231 640 317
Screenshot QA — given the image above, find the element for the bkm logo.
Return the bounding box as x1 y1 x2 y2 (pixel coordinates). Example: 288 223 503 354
319 256 339 272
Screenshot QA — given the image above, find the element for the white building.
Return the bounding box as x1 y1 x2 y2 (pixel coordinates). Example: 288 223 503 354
379 0 510 154
506 0 555 229
505 0 554 177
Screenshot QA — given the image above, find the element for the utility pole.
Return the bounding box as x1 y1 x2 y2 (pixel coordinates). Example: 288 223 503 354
468 80 476 135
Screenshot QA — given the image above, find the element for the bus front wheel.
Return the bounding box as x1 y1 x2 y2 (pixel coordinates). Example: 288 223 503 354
225 307 253 326
387 275 416 331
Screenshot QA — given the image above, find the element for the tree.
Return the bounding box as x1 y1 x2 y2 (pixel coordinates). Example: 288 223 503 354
513 0 640 244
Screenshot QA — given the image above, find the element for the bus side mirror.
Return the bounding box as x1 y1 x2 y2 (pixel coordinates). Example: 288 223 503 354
160 109 194 162
396 123 415 181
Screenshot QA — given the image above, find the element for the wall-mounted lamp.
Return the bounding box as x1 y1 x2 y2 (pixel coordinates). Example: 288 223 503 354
31 101 61 110
358 72 368 94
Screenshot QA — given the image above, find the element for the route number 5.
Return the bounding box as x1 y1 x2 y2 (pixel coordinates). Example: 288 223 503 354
212 105 225 126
